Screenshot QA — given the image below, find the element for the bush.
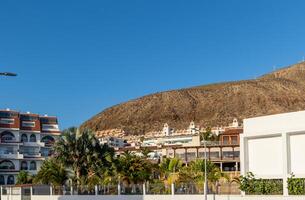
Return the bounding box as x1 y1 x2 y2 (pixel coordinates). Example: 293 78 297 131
288 174 305 195
239 172 283 195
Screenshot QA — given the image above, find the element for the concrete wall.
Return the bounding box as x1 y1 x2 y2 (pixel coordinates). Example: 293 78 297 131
241 110 305 196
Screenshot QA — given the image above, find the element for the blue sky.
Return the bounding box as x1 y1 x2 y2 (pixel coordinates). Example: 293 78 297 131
1 0 305 129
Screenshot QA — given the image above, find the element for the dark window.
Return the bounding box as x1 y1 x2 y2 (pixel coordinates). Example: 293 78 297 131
21 161 28 170
0 160 15 170
7 175 14 185
21 134 28 142
0 131 15 142
0 175 4 185
40 118 58 124
20 115 38 121
29 134 36 142
30 161 36 170
0 112 18 118
41 136 55 146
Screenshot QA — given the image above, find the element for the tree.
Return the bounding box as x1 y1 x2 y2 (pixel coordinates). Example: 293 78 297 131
141 147 152 158
34 159 69 186
16 171 33 185
116 152 152 193
178 159 227 192
159 158 183 185
53 127 115 187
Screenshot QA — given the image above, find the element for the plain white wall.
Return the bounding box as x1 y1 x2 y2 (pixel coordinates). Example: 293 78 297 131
248 136 283 177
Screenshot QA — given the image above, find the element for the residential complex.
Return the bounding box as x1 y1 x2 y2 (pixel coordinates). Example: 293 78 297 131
0 109 60 185
108 119 243 172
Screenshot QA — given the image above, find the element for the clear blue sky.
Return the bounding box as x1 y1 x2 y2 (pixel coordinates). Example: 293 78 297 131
1 0 305 129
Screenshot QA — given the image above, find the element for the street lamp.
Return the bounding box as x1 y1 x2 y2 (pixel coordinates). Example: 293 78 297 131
193 127 208 200
0 72 17 76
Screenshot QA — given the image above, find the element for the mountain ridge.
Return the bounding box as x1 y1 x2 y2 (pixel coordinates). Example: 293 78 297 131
82 61 305 135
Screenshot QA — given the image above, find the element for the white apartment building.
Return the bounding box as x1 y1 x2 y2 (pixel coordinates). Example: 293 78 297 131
142 122 201 147
99 136 126 148
241 110 305 196
0 109 60 185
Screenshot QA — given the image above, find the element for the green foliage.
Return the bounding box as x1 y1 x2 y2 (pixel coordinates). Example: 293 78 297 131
239 172 283 195
53 127 115 186
116 152 153 185
200 127 218 141
34 158 68 186
16 171 33 185
287 174 305 195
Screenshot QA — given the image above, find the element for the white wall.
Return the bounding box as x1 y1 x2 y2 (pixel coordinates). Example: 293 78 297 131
248 136 283 177
17 195 305 200
242 110 305 196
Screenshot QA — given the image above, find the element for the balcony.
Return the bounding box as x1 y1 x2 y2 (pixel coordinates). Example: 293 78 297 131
23 141 45 147
41 124 60 133
22 152 41 158
202 141 239 147
0 139 22 145
0 151 23 159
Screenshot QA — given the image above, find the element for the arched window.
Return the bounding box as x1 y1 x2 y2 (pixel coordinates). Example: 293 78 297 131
30 161 36 170
21 134 28 142
41 136 55 146
0 160 15 170
7 175 14 185
0 131 15 142
21 161 28 170
0 175 4 185
29 134 36 142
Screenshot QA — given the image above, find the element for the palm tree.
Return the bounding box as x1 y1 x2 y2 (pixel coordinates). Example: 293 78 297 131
34 158 69 186
179 159 227 193
141 147 152 159
159 158 183 185
16 171 33 185
116 153 152 193
53 127 115 188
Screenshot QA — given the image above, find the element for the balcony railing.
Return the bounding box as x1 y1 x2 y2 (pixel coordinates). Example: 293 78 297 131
0 150 23 159
202 141 239 146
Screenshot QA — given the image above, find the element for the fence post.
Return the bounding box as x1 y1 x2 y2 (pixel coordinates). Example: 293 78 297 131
95 185 98 195
143 183 146 195
117 184 121 195
171 183 175 195
50 185 53 196
30 186 33 196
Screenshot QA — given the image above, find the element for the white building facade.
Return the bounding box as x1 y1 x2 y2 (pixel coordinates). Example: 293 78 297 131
0 109 60 185
241 110 305 196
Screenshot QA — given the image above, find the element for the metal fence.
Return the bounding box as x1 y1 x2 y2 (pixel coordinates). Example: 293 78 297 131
0 182 241 196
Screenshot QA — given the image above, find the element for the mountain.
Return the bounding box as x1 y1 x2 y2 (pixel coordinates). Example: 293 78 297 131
82 62 305 135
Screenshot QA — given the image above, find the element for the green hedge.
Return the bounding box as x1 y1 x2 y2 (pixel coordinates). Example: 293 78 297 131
288 175 305 195
239 172 283 195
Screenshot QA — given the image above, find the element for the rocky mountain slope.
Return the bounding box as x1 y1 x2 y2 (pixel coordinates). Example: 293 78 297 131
82 62 305 135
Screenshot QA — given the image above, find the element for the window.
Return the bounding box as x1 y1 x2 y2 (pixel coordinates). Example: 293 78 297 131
222 136 230 144
20 115 38 121
7 175 14 185
40 118 58 124
231 136 238 145
0 112 18 118
0 160 15 170
41 136 55 146
0 131 15 142
21 134 28 142
209 152 220 158
30 161 36 170
29 134 36 142
0 175 4 185
21 161 28 170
